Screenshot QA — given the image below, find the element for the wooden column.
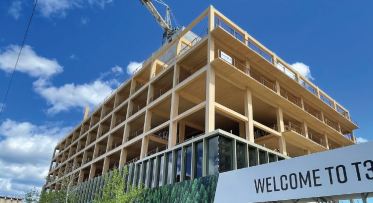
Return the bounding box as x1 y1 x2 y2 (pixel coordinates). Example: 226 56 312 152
123 124 130 143
106 134 114 153
244 87 254 142
208 5 215 32
119 148 127 167
304 148 311 155
205 64 215 133
276 106 287 155
78 169 84 183
275 79 281 94
103 156 110 174
89 163 96 179
324 133 330 149
144 110 152 132
302 121 308 138
140 136 149 159
179 121 186 143
169 90 179 148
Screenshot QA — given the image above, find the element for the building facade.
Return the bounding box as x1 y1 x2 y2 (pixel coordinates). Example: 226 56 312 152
45 6 358 193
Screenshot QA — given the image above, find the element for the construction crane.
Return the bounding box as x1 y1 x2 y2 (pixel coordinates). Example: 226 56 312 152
139 0 179 44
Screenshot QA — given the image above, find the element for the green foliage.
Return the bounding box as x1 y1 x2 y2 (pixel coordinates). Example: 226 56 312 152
93 166 144 203
138 174 219 203
24 187 79 203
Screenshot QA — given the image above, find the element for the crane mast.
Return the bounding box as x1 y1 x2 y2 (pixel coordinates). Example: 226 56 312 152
139 0 179 44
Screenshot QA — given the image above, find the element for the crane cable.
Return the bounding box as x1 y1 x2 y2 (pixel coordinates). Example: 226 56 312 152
0 0 38 116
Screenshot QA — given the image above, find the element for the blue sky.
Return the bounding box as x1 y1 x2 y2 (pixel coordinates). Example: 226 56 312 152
0 0 372 199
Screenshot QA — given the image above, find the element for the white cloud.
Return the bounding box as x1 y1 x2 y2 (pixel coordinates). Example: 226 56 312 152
37 0 113 18
111 65 123 75
0 103 4 113
291 62 314 80
126 61 143 75
33 78 119 115
0 119 71 196
0 45 63 78
8 1 22 20
81 17 90 25
70 54 77 59
356 137 368 144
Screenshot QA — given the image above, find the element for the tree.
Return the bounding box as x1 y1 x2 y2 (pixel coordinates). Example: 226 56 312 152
93 166 144 203
25 163 81 203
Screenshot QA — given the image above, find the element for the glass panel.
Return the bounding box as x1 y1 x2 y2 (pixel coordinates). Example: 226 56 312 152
218 136 233 173
129 164 135 186
248 146 257 167
236 142 246 169
158 155 164 186
259 150 267 165
207 136 219 175
278 156 285 161
166 152 172 184
143 161 148 187
175 149 182 182
184 146 192 180
195 142 203 178
150 159 156 188
269 154 276 163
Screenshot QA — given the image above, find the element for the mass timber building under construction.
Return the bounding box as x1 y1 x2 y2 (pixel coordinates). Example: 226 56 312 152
45 6 358 192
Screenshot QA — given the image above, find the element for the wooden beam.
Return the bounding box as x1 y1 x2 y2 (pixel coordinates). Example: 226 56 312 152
179 91 205 104
174 101 206 122
148 135 168 145
253 121 281 137
215 102 248 122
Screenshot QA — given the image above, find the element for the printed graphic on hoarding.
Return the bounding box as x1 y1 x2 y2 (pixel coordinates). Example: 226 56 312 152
139 174 219 203
214 141 373 203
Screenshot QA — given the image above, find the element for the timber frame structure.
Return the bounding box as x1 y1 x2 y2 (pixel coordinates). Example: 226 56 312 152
45 6 358 191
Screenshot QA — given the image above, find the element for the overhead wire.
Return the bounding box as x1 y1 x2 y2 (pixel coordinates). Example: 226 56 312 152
0 0 38 116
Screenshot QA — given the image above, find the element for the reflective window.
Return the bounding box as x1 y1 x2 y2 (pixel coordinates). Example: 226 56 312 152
236 142 246 169
195 142 203 178
175 149 182 182
259 150 267 165
166 152 172 184
207 136 219 175
248 146 257 167
218 136 233 173
129 164 135 186
150 158 156 188
278 156 285 161
269 154 276 163
184 146 192 180
158 155 164 186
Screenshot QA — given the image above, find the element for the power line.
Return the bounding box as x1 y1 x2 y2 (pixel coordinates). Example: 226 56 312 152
0 0 38 116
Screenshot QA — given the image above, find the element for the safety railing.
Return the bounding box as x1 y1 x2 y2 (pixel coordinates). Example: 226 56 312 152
98 128 110 138
276 62 297 81
320 93 333 108
149 83 173 103
127 128 144 141
150 131 169 140
324 117 338 131
247 40 272 62
215 18 244 42
217 49 247 73
304 104 320 120
124 156 140 165
115 97 127 108
178 29 208 57
284 121 303 135
177 58 207 84
254 128 272 139
132 82 145 95
129 101 147 117
108 140 122 151
215 18 273 63
309 133 324 146
90 118 99 128
177 133 204 145
299 78 316 95
280 89 301 107
146 144 168 157
350 118 358 126
115 116 126 127
329 143 339 150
